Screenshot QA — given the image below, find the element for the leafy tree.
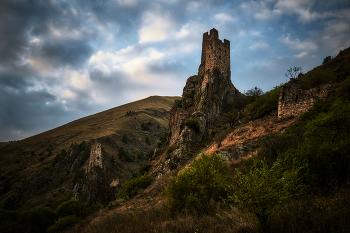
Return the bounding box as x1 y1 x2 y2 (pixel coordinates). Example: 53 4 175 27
55 199 87 218
118 175 154 199
145 136 151 145
323 55 332 64
244 86 264 102
119 146 133 162
122 134 128 144
232 158 306 230
47 216 80 233
164 153 232 215
223 109 238 128
285 66 303 79
19 206 56 233
157 132 169 148
185 118 200 132
141 122 150 131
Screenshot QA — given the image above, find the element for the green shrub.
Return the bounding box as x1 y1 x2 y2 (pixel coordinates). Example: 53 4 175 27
157 132 169 148
141 122 150 131
51 149 67 167
139 163 152 175
232 158 306 228
185 118 200 132
87 204 102 215
73 169 86 183
145 136 151 145
118 175 154 199
248 86 281 119
122 134 128 144
47 216 80 233
55 199 87 218
300 68 336 90
164 153 232 215
336 76 350 100
19 206 56 233
119 146 133 162
137 150 144 159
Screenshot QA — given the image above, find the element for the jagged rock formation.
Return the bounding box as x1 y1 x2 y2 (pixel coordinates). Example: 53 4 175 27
156 29 241 173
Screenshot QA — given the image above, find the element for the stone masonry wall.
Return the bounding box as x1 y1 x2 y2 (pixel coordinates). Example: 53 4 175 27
89 142 103 168
199 28 230 79
278 79 333 119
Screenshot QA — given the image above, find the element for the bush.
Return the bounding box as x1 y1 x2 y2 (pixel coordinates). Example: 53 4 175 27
118 175 154 199
300 68 336 90
122 134 128 144
55 199 87 218
157 132 169 148
185 118 200 132
47 216 80 233
164 153 232 215
141 122 150 131
336 76 350 100
51 149 67 167
145 136 151 145
119 146 133 162
19 206 56 233
248 86 281 119
139 163 152 175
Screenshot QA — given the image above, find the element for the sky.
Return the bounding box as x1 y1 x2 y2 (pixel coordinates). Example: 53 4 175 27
1 0 350 141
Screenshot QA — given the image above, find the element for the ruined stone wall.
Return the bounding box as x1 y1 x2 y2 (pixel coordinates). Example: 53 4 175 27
199 28 230 79
278 79 333 119
89 142 103 168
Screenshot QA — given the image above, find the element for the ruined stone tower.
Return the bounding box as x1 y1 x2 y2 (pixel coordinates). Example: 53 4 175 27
89 142 103 168
198 28 231 81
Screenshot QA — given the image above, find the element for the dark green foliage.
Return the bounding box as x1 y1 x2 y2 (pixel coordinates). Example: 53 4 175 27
141 122 151 131
51 149 67 167
119 146 133 162
47 216 80 233
323 55 332 64
145 136 150 145
139 163 152 175
73 169 86 182
146 149 154 158
232 158 306 227
118 175 154 199
137 150 144 159
19 206 56 233
39 152 44 156
336 76 350 100
300 68 337 90
122 134 128 144
185 118 200 132
55 199 87 218
1 179 12 194
248 86 281 119
244 86 264 102
157 132 169 148
223 109 238 128
31 150 35 156
79 141 87 151
48 151 53 157
164 153 232 215
15 159 20 164
87 203 102 215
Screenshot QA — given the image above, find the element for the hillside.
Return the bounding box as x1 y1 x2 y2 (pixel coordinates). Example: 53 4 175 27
1 37 350 232
0 95 180 208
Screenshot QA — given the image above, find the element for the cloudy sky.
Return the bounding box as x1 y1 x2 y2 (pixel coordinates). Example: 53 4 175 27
1 0 350 141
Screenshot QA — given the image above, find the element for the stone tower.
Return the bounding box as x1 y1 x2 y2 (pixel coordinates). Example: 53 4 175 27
89 142 103 168
198 28 231 79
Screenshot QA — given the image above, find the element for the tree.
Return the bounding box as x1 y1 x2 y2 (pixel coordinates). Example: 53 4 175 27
223 109 238 128
244 86 264 102
323 56 332 64
122 134 128 144
285 66 303 79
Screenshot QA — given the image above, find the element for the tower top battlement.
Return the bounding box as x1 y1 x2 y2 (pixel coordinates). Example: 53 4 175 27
199 28 230 78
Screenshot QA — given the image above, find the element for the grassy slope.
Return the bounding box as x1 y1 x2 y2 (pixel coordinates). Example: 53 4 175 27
0 96 180 207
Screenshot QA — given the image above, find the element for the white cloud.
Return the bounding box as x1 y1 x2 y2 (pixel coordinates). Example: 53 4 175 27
27 57 50 74
30 38 41 44
138 4 176 43
249 42 269 50
63 70 90 89
63 90 76 99
295 51 308 58
186 1 205 13
214 13 236 23
280 34 318 52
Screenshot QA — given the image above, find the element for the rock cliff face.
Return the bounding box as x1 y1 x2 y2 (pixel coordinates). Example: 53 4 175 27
158 29 241 173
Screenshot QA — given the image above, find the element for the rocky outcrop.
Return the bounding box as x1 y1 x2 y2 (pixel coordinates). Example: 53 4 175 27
73 166 116 206
154 29 242 174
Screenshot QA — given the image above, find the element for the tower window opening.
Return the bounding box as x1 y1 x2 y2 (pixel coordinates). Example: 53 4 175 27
219 56 221 59
209 55 210 58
